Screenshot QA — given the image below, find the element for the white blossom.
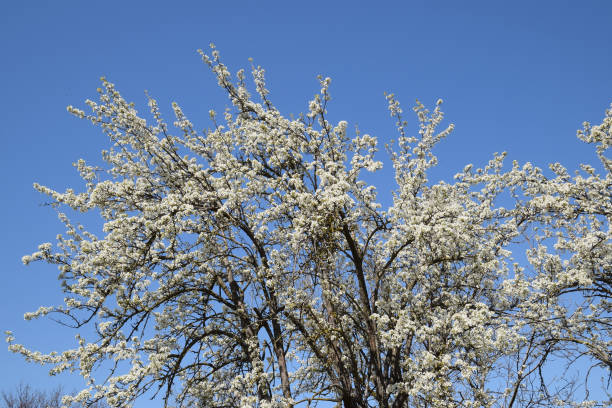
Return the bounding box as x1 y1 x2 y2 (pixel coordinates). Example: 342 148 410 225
9 47 611 408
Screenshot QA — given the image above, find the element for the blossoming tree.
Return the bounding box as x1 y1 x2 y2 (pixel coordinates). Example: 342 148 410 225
8 46 611 407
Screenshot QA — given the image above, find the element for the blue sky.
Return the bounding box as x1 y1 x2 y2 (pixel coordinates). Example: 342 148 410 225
1 0 611 404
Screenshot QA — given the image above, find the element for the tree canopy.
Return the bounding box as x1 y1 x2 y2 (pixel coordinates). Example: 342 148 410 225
8 46 611 408
1 383 110 408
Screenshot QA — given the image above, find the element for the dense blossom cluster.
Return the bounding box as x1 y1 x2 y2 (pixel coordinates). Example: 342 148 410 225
8 46 611 407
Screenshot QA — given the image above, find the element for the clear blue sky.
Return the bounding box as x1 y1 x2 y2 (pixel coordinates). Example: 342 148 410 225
1 0 611 404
